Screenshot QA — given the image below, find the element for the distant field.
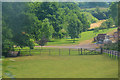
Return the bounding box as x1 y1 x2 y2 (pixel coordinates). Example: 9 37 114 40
46 28 117 46
81 8 109 12
3 55 118 78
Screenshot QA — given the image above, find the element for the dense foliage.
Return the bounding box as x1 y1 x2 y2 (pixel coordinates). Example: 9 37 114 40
2 2 116 56
81 7 110 20
100 18 115 29
103 2 119 51
109 2 118 26
77 2 109 8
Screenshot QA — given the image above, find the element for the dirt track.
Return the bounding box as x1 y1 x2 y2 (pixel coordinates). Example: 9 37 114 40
89 20 106 29
40 44 97 49
36 39 98 49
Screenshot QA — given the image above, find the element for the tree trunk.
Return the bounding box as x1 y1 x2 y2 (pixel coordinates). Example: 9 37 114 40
73 38 75 43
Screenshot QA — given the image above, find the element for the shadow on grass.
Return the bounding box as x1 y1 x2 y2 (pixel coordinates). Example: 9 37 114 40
48 40 55 42
66 39 79 41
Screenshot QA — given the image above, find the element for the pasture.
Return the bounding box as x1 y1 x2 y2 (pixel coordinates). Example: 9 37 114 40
45 28 117 46
2 54 118 78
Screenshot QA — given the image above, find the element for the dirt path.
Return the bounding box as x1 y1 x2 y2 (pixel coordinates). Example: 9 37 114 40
89 20 106 29
36 39 97 49
36 43 97 49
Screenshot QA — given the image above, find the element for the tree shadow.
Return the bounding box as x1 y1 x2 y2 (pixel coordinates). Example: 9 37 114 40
48 40 55 42
66 40 79 41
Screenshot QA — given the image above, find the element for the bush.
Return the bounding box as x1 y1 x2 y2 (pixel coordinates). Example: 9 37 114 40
104 42 118 50
2 40 14 57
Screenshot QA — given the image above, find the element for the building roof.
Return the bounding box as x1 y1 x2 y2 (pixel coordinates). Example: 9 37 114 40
98 34 106 35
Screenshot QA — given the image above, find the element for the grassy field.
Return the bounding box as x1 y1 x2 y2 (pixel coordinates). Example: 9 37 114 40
81 8 109 13
45 28 117 46
89 20 106 29
2 27 118 78
3 55 118 78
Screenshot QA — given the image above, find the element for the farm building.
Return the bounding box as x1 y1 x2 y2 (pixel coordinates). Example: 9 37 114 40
113 27 120 41
94 34 107 42
113 32 118 41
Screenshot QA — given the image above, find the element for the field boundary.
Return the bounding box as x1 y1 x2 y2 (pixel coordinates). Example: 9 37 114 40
5 48 101 57
3 48 120 60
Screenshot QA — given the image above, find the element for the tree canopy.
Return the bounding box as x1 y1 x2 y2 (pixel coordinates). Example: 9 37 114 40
2 2 114 55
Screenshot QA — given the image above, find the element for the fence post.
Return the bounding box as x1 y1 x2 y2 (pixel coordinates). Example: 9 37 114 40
81 48 82 55
108 50 109 56
78 48 80 55
112 51 114 58
105 49 107 55
100 47 103 54
110 51 112 58
110 51 111 57
29 49 31 56
49 49 50 56
94 49 96 54
115 52 117 59
109 51 111 57
115 51 117 59
111 51 113 58
69 48 70 56
59 48 60 56
84 49 85 55
40 49 41 55
18 49 21 56
117 52 119 59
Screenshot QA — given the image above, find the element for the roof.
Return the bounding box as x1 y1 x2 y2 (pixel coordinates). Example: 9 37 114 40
114 32 118 33
98 34 106 36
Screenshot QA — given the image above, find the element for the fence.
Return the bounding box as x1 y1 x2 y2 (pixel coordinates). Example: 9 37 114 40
103 49 119 59
4 48 120 59
7 48 100 57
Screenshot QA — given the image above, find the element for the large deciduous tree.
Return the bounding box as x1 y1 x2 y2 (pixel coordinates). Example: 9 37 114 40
67 13 83 42
109 2 118 26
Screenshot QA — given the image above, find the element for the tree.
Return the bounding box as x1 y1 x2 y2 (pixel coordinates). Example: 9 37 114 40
41 18 54 40
109 2 118 26
80 13 91 31
100 21 108 29
93 28 99 35
100 18 115 30
36 36 48 48
78 2 109 8
67 13 83 43
2 2 36 49
105 18 115 28
2 21 14 56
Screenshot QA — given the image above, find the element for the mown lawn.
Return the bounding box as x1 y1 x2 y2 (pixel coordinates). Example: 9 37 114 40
46 28 117 46
3 55 118 78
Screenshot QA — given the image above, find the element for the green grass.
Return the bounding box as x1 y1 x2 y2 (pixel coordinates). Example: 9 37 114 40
81 8 109 13
3 55 118 78
46 28 117 46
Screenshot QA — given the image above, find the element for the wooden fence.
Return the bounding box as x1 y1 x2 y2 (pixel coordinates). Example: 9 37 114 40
4 48 120 59
103 49 119 59
6 48 100 57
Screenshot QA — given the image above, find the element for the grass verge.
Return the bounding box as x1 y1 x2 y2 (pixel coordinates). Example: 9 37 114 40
2 55 118 78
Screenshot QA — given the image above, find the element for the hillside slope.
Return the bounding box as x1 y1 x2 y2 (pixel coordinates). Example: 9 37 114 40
89 20 106 29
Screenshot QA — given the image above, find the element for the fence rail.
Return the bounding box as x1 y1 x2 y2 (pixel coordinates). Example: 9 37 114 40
4 48 100 57
3 48 120 59
103 49 119 59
